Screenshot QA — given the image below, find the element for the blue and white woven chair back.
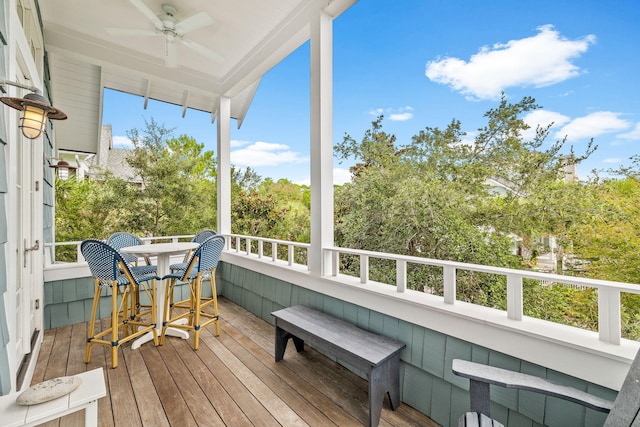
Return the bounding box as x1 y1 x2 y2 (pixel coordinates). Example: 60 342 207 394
197 235 225 272
192 229 217 244
107 232 144 265
81 239 126 282
179 235 225 280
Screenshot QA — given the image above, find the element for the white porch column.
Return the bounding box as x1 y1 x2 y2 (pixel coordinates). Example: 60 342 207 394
309 10 334 277
217 96 232 235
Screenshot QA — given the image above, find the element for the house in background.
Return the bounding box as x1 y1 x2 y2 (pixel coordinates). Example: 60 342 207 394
83 124 141 184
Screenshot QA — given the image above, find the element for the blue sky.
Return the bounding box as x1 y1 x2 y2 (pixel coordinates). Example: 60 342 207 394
103 0 640 185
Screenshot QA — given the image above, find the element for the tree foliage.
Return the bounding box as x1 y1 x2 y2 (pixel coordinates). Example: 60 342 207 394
334 94 595 304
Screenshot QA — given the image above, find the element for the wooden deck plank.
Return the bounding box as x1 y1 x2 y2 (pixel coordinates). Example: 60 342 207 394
87 318 115 427
213 322 341 426
38 325 73 427
217 315 360 426
154 337 226 426
33 297 438 427
59 322 89 427
171 331 281 426
122 340 170 427
199 331 310 426
220 299 438 427
139 343 198 427
165 337 254 426
31 327 54 384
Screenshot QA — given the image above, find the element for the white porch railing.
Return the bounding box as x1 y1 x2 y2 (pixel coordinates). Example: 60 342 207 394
45 234 640 346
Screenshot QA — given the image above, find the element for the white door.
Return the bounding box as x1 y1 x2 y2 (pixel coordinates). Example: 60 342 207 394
14 113 41 365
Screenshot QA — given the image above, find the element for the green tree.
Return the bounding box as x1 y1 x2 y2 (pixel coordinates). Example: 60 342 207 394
334 95 594 305
125 119 217 236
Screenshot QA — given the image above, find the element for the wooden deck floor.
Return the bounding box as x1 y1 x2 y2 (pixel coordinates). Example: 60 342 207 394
33 297 438 426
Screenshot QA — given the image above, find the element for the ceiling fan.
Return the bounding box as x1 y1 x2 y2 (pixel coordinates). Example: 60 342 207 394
106 0 224 68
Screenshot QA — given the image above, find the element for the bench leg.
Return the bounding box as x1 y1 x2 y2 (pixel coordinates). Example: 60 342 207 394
368 354 401 427
469 379 491 417
275 326 305 361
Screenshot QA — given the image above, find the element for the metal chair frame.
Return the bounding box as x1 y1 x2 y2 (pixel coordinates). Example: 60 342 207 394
162 235 225 350
81 239 159 368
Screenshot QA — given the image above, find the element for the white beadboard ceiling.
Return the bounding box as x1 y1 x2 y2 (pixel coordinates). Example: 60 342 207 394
38 0 356 153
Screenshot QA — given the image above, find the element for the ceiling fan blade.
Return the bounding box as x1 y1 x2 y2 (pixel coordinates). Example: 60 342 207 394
165 39 178 68
128 0 164 30
181 38 224 63
105 27 158 36
175 12 213 35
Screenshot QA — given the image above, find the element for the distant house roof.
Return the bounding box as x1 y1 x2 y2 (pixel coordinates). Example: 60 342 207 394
85 125 142 184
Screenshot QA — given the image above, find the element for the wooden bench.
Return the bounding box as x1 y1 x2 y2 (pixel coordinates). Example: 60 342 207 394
271 305 406 427
0 368 106 427
452 348 640 426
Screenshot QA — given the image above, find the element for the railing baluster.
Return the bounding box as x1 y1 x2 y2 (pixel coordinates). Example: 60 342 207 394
443 265 456 304
245 238 251 255
598 287 621 345
272 242 277 262
507 274 523 320
258 240 263 258
332 250 339 276
396 260 406 293
235 236 240 253
360 254 368 284
76 243 82 263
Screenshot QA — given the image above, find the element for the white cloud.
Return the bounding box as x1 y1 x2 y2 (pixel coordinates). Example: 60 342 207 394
522 110 570 140
389 112 413 121
425 25 596 100
112 135 134 149
555 111 631 141
296 168 352 186
230 141 308 167
230 139 250 148
603 158 622 164
618 123 640 140
333 168 352 185
370 106 414 121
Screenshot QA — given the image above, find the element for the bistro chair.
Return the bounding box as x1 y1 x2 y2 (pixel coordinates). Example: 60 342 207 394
106 231 156 274
162 234 225 350
107 231 157 319
81 239 159 368
169 229 217 273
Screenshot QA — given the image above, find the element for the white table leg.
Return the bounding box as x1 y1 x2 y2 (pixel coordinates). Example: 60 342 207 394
132 252 189 350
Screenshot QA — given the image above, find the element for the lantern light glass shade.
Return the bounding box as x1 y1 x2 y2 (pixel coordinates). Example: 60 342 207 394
20 104 47 139
0 92 67 139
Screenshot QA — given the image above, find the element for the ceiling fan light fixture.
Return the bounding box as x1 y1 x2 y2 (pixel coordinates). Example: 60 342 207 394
106 0 223 68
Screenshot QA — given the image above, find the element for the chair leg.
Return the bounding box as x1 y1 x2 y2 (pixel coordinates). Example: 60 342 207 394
150 278 158 346
111 284 119 369
193 276 202 350
161 278 175 345
211 275 220 336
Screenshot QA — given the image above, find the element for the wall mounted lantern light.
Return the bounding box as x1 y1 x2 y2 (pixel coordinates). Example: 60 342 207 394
0 78 67 139
49 159 77 180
